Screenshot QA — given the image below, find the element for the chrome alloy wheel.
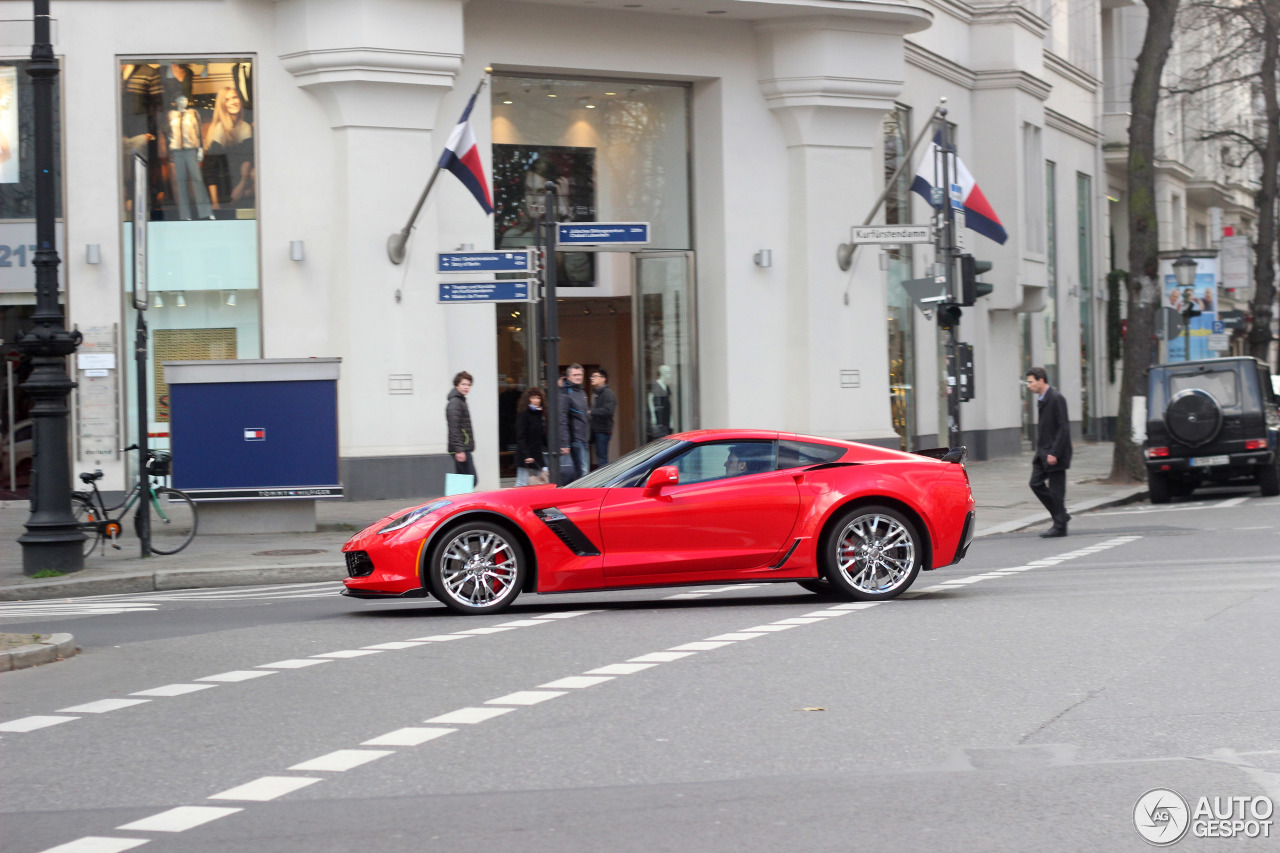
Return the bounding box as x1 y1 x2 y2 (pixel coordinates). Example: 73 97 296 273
438 528 520 608
834 512 917 595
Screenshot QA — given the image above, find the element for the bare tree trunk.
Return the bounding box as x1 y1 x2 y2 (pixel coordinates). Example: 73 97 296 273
1111 0 1181 483
1248 0 1279 365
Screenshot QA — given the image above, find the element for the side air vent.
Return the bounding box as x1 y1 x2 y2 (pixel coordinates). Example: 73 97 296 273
534 508 601 556
345 551 375 578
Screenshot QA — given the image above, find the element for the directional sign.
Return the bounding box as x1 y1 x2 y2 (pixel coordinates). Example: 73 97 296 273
439 280 531 303
556 222 650 247
437 250 532 274
851 225 933 245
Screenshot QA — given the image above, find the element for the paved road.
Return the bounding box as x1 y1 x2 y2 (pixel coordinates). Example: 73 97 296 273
2 490 1278 852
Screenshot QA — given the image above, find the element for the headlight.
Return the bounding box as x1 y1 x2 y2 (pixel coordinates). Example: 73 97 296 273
378 500 452 534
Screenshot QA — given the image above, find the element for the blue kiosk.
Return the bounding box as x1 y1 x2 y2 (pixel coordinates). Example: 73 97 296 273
164 358 342 533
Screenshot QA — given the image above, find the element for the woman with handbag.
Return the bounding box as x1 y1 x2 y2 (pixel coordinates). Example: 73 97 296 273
514 387 549 486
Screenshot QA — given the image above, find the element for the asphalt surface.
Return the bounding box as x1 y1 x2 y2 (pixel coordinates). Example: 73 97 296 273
1 486 1277 851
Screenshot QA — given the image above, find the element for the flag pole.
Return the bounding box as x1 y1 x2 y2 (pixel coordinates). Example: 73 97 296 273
387 69 491 265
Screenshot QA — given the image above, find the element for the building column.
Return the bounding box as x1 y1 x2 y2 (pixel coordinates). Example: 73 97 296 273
755 12 927 441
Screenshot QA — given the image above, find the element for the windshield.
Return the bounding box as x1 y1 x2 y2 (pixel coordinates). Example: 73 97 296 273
563 439 681 488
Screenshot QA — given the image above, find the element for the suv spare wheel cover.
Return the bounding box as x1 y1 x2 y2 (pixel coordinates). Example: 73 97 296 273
1165 388 1223 447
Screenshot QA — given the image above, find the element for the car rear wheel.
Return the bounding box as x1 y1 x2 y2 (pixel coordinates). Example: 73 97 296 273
1258 458 1280 497
821 505 922 601
427 521 525 614
1148 471 1172 504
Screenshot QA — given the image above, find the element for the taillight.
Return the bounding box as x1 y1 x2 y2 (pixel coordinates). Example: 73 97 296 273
1245 439 1267 450
1145 447 1169 458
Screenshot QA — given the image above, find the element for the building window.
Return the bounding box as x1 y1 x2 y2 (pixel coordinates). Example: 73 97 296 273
1024 124 1045 254
119 58 260 444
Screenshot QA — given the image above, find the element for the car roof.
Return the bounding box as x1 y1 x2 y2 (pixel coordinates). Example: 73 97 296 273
665 429 917 459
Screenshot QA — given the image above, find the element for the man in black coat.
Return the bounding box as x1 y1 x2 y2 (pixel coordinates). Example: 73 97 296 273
1026 367 1073 537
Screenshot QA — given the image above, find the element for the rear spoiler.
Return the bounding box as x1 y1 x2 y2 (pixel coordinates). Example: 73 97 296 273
913 446 967 464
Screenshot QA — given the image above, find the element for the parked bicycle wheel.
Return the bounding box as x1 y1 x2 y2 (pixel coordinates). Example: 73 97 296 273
141 487 198 555
72 494 103 557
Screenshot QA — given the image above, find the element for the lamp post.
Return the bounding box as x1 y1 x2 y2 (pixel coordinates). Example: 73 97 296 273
1172 254 1200 361
15 0 84 574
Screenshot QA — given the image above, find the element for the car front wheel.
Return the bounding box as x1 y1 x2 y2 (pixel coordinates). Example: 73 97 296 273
427 521 525 614
1148 471 1172 504
821 505 922 601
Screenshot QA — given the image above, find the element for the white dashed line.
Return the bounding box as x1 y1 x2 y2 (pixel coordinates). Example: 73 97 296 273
539 675 615 689
57 699 150 714
802 610 851 617
424 706 517 725
495 619 552 627
452 626 520 635
37 837 150 853
828 602 882 610
485 691 567 706
0 715 78 732
669 641 733 651
257 659 332 669
405 634 472 642
362 727 456 746
741 623 798 631
117 806 242 832
584 662 658 675
362 641 427 650
628 651 697 662
208 776 323 802
705 632 766 641
772 617 826 624
310 650 382 659
130 684 217 697
532 611 598 619
289 749 394 772
196 670 276 682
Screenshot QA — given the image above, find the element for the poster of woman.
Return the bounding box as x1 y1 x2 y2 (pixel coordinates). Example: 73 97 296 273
493 144 595 286
0 66 19 184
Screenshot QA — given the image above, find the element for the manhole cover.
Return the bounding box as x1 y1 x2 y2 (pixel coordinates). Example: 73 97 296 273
252 549 326 556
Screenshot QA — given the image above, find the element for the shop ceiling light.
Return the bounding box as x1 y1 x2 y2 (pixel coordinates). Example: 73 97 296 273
175 292 186 308
226 292 237 307
152 292 164 309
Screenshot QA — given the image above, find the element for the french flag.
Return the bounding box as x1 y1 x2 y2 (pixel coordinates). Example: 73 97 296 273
439 93 493 215
911 134 1008 245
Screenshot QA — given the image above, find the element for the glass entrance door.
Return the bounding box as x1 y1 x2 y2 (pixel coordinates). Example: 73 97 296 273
633 252 696 445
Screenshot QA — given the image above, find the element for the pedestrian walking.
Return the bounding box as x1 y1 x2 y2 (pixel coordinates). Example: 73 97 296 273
589 367 616 469
514 386 548 486
559 363 590 484
446 371 476 480
1026 366 1072 537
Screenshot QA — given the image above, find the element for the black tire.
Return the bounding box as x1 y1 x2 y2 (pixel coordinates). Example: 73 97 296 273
143 487 199 555
1259 458 1280 497
72 494 103 557
820 505 922 601
1170 479 1198 498
426 521 525 614
1165 389 1223 447
796 579 837 596
1148 471 1172 504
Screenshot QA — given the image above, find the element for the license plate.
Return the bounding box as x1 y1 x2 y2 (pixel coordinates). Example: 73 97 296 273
1190 455 1229 467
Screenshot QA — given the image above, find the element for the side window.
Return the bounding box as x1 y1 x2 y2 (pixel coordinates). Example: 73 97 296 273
669 441 775 485
776 440 846 470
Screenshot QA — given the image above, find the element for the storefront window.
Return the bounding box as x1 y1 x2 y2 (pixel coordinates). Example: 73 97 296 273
883 106 916 450
119 58 259 448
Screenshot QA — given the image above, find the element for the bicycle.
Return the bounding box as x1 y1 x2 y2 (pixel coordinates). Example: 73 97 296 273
73 445 199 556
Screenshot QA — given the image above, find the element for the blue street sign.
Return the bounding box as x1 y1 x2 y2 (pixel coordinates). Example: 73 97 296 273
950 183 963 210
556 222 650 246
437 250 532 273
439 280 531 302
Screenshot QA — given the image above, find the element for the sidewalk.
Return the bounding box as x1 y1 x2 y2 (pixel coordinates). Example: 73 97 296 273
0 442 1146 602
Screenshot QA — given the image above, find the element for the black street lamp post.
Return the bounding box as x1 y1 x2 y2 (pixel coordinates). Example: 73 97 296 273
16 0 84 574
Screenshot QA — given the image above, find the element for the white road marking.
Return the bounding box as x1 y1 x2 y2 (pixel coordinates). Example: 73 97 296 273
937 577 986 586
405 634 472 642
130 684 216 697
0 582 346 620
36 838 150 853
532 611 598 619
585 662 658 675
362 727 457 746
705 632 766 641
452 626 520 635
0 715 78 732
772 617 826 624
196 671 276 682
362 641 427 650
538 675 615 689
669 641 733 651
629 651 696 662
288 749 394 772
57 699 150 714
741 624 798 631
828 602 882 610
311 650 383 659
117 806 242 832
257 659 331 669
424 707 517 725
1217 497 1249 508
485 691 566 705
496 619 551 627
208 776 323 802
802 610 850 617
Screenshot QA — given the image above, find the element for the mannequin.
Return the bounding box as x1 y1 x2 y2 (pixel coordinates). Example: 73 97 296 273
648 364 673 439
166 94 212 220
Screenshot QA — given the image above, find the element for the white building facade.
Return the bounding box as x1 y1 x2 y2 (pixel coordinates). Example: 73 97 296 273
0 0 1122 500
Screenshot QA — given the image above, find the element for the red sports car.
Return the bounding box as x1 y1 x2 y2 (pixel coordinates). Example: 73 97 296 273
342 430 976 614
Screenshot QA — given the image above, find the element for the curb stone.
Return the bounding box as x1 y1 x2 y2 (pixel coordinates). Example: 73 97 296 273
0 633 78 671
0 564 345 602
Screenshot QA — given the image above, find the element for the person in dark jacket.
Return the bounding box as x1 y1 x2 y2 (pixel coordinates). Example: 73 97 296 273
558 364 590 484
446 371 475 478
1026 367 1073 537
514 386 548 486
589 368 616 469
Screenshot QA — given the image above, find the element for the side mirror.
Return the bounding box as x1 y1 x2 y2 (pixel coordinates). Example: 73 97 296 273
642 465 679 496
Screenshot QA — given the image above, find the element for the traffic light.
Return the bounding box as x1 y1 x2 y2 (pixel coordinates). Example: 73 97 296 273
938 303 963 327
959 254 994 306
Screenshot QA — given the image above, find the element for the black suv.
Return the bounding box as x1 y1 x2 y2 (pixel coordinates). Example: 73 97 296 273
1143 357 1280 503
